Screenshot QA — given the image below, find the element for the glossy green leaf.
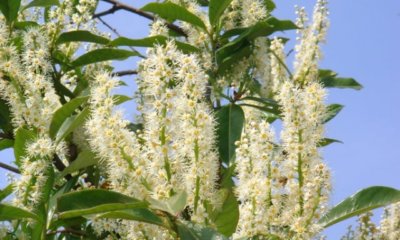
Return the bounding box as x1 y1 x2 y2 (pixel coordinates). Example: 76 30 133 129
97 208 164 227
113 95 132 105
321 77 363 90
56 30 110 45
0 203 41 222
324 104 344 123
0 139 13 151
317 138 343 147
212 190 239 236
0 0 21 24
264 0 276 11
58 151 98 179
177 221 228 240
110 36 200 54
71 49 140 68
141 2 206 30
240 96 280 115
217 45 252 74
14 128 36 166
319 186 400 228
0 184 13 202
55 107 90 143
319 69 362 90
22 0 59 11
150 191 187 215
267 17 298 32
216 104 245 164
57 189 147 219
49 96 89 139
209 0 233 27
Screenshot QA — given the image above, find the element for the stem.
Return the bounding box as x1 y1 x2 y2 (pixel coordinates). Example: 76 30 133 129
96 0 187 37
297 130 304 216
160 106 172 183
0 162 20 174
270 49 293 79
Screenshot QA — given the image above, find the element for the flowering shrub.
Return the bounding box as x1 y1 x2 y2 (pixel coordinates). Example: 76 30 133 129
0 0 399 239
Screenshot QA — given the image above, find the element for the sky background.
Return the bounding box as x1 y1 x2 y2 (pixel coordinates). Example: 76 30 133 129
1 0 400 238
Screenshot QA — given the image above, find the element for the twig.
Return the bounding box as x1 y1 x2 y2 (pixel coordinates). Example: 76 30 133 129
0 162 20 174
94 0 187 37
97 17 137 53
112 70 138 77
0 132 13 139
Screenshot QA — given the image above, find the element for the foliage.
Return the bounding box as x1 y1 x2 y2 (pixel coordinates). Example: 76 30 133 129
0 0 397 239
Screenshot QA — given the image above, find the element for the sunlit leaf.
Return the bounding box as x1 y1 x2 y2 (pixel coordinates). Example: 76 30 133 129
319 186 400 228
22 0 59 11
49 96 89 139
71 49 140 68
56 30 110 45
57 189 148 219
141 2 207 30
0 204 41 222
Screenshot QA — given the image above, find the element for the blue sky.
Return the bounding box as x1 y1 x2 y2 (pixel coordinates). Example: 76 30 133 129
1 0 399 238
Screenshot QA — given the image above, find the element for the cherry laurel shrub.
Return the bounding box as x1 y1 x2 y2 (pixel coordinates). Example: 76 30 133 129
0 0 399 239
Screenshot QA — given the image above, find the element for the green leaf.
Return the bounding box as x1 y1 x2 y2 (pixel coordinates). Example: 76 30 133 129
267 17 298 32
0 203 41 222
57 189 147 219
22 0 59 11
195 0 209 6
317 138 343 147
55 107 90 143
240 96 280 115
319 186 400 228
56 30 110 45
149 191 187 215
321 77 363 90
141 2 207 30
0 184 13 202
211 190 239 236
264 0 276 11
14 128 37 166
13 21 40 29
324 104 344 123
110 36 200 54
113 95 132 105
176 222 228 240
217 44 253 74
216 104 245 164
209 0 233 27
0 139 13 151
0 0 21 25
71 49 140 68
58 151 98 179
318 69 362 90
96 209 164 227
49 96 89 139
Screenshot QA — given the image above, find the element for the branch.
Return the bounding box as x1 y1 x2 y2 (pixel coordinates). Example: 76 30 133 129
0 162 20 174
95 0 187 37
112 70 138 77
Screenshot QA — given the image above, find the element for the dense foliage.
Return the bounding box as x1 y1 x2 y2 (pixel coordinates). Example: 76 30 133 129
0 0 398 239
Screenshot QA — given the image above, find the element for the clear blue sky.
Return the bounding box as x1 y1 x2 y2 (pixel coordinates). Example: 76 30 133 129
1 0 399 238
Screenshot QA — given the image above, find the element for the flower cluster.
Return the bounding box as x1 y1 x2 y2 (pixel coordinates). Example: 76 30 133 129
138 40 219 220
